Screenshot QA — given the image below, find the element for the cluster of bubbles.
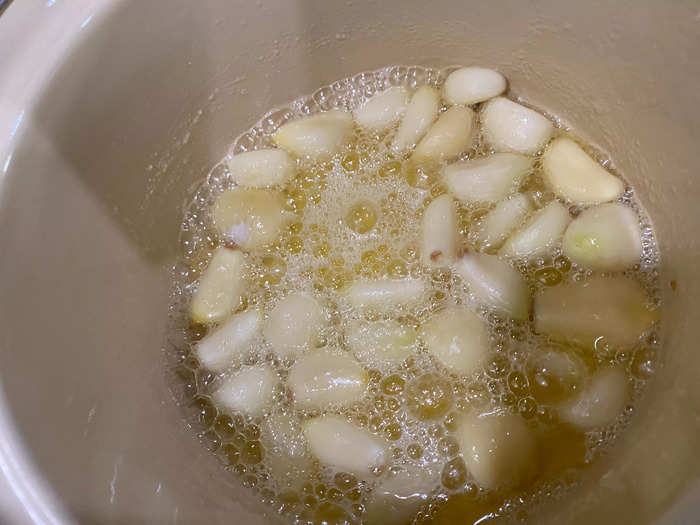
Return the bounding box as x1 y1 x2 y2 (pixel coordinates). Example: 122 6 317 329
166 64 662 524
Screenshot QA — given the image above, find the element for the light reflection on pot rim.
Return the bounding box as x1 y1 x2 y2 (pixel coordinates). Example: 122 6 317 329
0 2 107 523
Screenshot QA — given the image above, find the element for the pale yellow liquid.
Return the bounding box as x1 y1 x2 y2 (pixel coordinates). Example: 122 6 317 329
168 65 661 524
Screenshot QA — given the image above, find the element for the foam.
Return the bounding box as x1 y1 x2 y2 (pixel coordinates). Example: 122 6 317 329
167 65 662 524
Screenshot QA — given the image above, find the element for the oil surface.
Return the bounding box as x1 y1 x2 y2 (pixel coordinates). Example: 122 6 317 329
167 65 661 524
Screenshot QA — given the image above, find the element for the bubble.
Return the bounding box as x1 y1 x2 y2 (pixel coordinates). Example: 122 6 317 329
507 371 530 396
378 160 401 178
387 259 408 278
553 255 571 273
381 374 405 395
286 236 303 254
441 458 468 490
405 163 439 189
352 503 365 517
242 474 258 488
193 396 217 427
384 422 403 441
334 472 358 491
407 373 454 420
632 349 656 378
341 152 360 172
214 414 236 439
315 483 327 498
241 440 263 464
327 487 343 501
345 200 379 234
500 392 517 406
444 412 459 432
245 424 261 440
386 397 401 412
347 487 362 501
438 437 459 457
485 354 510 379
222 444 240 466
534 267 562 286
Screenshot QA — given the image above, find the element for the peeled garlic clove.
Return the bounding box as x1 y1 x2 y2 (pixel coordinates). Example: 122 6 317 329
453 253 530 321
353 87 409 132
213 364 277 417
499 201 571 259
226 148 295 188
190 247 246 324
264 293 325 359
422 306 489 376
365 466 439 525
443 67 506 105
344 278 427 312
472 193 532 250
273 110 353 160
444 153 533 204
303 415 388 476
455 411 537 490
542 137 625 205
345 319 417 369
288 352 367 410
558 367 629 430
261 411 313 489
391 86 440 153
412 105 474 162
421 194 458 267
196 308 261 371
211 188 288 250
481 97 554 154
534 276 658 347
562 203 642 271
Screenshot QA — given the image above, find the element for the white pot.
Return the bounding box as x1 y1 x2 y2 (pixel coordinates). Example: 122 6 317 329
0 1 698 523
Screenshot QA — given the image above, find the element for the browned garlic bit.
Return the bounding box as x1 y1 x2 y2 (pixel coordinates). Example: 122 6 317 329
171 64 661 524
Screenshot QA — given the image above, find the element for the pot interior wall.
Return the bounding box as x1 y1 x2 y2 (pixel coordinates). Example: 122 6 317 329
0 0 698 523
